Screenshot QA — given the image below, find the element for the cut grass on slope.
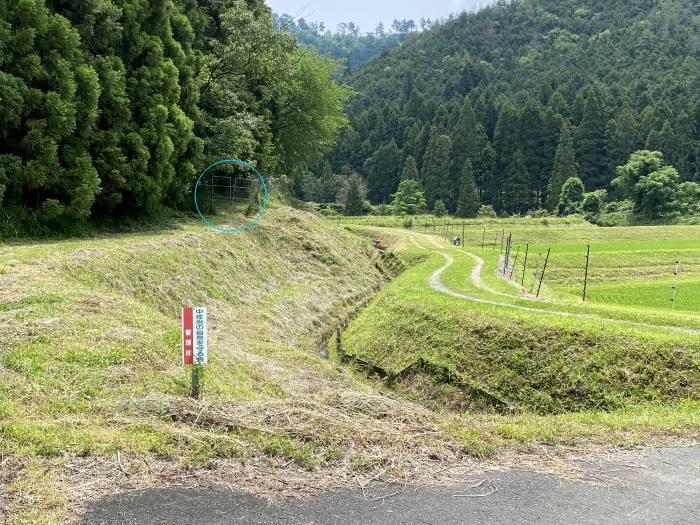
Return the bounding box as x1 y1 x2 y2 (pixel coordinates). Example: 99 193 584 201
2 212 699 522
0 207 412 522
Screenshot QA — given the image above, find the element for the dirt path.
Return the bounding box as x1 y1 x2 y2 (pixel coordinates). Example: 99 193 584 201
424 236 511 298
418 235 700 336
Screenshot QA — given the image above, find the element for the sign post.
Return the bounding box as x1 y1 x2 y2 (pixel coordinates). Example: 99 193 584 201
182 307 208 399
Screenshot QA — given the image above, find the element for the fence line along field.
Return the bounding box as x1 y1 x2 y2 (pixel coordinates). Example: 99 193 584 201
339 215 700 316
332 215 699 419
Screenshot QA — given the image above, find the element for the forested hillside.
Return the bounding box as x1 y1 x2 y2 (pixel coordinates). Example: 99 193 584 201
273 14 419 72
0 0 347 233
312 0 699 215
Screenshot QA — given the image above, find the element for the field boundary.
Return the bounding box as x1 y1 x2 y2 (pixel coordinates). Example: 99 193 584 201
405 232 700 336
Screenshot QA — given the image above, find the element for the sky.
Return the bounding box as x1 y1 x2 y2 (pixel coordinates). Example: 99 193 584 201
265 0 488 34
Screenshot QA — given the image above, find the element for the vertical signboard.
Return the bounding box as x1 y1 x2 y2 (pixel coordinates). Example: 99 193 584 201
182 307 194 365
193 307 208 365
182 307 207 365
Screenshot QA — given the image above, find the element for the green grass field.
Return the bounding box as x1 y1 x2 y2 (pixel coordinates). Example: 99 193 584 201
0 207 402 522
585 279 700 311
2 210 699 522
335 216 699 431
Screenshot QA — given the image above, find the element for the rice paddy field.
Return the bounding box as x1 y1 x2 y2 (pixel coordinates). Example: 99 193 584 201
337 216 700 416
406 219 700 317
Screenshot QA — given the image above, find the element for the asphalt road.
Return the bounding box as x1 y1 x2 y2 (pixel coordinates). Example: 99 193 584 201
84 447 699 525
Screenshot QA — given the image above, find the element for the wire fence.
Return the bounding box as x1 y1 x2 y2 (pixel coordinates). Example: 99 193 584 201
332 215 692 310
196 173 260 215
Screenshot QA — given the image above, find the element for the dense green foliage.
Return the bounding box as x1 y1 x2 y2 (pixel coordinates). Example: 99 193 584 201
547 123 578 211
363 138 402 203
613 150 700 220
433 199 447 217
390 179 426 215
557 177 585 216
340 173 367 215
0 0 348 232
322 0 700 217
401 156 419 182
456 160 480 218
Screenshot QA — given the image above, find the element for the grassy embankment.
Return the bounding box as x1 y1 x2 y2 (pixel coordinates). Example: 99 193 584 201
0 207 421 523
1 208 698 522
334 220 699 451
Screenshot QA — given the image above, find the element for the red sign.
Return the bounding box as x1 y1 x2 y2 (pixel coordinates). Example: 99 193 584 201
182 307 194 365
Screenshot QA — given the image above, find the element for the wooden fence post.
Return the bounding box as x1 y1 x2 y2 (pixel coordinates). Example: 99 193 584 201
509 245 520 280
671 260 680 309
536 248 551 298
521 244 529 286
191 365 202 400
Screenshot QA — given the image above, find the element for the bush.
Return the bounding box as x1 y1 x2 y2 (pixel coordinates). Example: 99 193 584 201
673 182 700 216
582 190 606 214
433 200 447 217
557 177 585 215
38 200 66 222
612 151 681 220
320 205 339 217
370 204 393 216
605 200 634 214
478 204 497 218
597 200 634 226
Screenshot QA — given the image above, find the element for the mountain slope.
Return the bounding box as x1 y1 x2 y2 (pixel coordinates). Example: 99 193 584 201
273 14 420 72
323 0 700 213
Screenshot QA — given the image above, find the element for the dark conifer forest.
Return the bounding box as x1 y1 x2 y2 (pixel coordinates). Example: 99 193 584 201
297 0 699 218
1 0 699 232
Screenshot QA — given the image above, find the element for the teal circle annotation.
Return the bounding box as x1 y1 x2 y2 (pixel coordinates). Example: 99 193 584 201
194 159 268 233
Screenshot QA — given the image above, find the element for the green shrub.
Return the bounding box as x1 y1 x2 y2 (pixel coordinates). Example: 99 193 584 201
433 200 447 217
478 204 497 218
